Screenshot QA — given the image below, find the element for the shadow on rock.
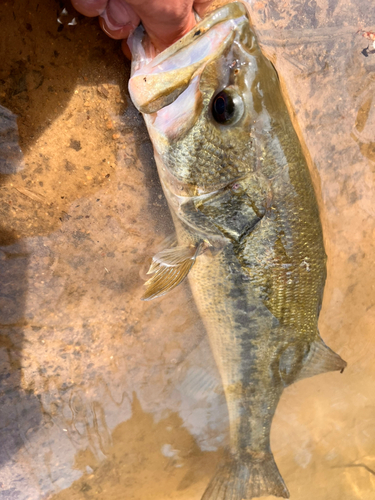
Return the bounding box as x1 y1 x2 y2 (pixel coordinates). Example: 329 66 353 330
0 227 43 469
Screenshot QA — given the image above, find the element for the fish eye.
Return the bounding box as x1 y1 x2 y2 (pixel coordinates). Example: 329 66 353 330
211 88 244 125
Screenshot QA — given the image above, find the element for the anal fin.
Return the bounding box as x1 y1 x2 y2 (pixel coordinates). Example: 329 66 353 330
296 337 347 382
141 242 203 301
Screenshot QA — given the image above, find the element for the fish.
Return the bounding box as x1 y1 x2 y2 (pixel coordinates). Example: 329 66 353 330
128 2 347 499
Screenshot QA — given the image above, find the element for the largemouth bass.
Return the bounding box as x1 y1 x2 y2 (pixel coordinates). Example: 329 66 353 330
128 3 347 498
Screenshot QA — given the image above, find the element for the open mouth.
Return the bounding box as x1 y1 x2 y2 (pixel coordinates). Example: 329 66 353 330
128 2 249 114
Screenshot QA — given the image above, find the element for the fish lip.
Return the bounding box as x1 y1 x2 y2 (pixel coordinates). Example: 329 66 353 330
128 2 250 114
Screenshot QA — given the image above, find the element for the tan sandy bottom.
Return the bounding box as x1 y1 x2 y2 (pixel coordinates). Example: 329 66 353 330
0 0 374 499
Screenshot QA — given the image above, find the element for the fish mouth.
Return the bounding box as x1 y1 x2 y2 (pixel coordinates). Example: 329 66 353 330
128 2 250 114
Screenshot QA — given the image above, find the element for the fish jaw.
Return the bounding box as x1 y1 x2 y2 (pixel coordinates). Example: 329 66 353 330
128 2 251 114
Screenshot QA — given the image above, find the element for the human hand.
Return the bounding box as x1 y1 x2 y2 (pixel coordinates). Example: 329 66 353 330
72 0 213 57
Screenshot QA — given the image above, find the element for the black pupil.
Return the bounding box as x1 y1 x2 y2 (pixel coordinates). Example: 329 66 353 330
212 91 235 123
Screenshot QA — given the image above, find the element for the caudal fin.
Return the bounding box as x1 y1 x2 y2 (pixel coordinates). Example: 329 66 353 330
202 452 289 500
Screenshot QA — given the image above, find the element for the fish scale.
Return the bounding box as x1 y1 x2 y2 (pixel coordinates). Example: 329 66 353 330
128 2 347 499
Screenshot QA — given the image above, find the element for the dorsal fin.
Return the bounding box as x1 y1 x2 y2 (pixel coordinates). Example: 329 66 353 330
141 243 203 301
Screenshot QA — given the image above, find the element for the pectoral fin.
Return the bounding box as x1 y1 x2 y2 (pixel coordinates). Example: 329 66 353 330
141 243 203 301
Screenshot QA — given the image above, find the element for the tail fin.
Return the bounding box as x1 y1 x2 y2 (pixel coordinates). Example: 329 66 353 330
202 452 289 500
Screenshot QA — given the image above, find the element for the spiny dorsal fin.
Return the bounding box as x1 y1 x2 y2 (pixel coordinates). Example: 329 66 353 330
296 337 347 383
141 243 202 301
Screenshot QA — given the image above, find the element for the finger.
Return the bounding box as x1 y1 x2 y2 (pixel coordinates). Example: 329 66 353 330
99 0 140 40
106 0 140 27
121 39 132 59
124 0 197 51
99 15 135 39
71 0 107 17
129 1 213 52
193 0 213 18
142 10 196 51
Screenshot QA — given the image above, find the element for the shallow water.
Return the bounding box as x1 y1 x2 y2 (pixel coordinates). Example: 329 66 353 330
0 0 374 499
